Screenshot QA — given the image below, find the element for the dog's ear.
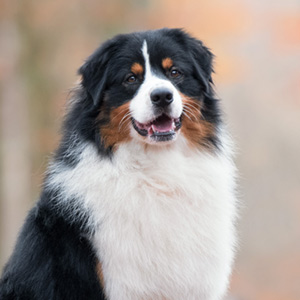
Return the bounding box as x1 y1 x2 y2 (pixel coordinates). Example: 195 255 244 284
187 37 214 94
79 39 117 106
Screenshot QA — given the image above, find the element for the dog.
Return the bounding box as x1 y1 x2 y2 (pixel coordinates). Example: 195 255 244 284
0 28 237 300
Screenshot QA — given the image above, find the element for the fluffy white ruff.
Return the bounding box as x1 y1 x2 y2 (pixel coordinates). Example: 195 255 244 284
47 134 237 300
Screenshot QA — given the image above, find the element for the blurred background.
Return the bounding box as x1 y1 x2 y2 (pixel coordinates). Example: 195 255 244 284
1 0 300 299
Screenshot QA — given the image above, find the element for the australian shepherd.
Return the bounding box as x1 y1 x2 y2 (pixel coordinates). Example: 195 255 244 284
0 28 237 300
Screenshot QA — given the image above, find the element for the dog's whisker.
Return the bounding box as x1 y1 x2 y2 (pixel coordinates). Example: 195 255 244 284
111 109 130 123
183 107 198 121
182 110 193 122
184 102 201 112
184 102 204 120
118 112 132 131
119 111 131 125
186 100 201 108
119 118 131 132
182 107 192 116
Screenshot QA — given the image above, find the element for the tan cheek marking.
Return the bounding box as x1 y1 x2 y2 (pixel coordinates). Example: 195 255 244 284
131 62 144 75
96 260 105 288
99 102 132 149
162 57 173 69
180 93 216 148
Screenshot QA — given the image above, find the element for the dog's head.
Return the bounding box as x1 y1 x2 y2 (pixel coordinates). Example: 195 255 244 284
76 28 220 154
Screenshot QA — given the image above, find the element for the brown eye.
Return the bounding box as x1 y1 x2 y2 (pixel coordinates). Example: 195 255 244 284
170 68 182 78
126 74 137 83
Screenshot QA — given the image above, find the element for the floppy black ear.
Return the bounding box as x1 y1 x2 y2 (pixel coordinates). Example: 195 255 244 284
78 39 117 106
187 37 214 94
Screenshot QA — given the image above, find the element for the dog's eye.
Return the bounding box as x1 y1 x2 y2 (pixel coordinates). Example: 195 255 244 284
170 67 182 78
126 74 137 83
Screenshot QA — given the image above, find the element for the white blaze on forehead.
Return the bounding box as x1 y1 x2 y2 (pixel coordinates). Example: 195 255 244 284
142 40 152 79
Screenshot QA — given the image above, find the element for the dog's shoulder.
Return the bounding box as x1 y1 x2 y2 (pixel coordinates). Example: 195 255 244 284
0 194 105 300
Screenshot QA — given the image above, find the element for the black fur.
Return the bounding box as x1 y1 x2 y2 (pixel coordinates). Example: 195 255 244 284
0 189 105 300
0 28 221 299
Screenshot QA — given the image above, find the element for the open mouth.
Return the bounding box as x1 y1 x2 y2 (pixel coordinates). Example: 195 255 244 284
132 114 182 142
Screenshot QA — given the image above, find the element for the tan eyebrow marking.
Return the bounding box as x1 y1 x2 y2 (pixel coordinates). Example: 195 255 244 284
131 62 144 75
162 57 173 69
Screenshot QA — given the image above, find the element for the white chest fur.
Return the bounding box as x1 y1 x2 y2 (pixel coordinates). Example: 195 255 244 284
48 136 237 300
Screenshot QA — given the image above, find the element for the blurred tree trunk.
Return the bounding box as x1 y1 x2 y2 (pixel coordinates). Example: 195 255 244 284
0 16 31 269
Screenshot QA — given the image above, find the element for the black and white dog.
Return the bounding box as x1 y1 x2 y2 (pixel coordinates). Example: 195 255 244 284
0 28 237 300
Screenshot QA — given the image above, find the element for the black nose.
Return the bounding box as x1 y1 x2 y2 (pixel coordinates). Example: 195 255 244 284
150 88 173 107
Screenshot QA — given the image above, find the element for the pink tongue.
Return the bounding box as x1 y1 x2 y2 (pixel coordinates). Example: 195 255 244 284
152 115 173 132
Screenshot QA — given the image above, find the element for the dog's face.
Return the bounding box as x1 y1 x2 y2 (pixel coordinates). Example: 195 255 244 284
129 41 183 144
78 28 220 153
